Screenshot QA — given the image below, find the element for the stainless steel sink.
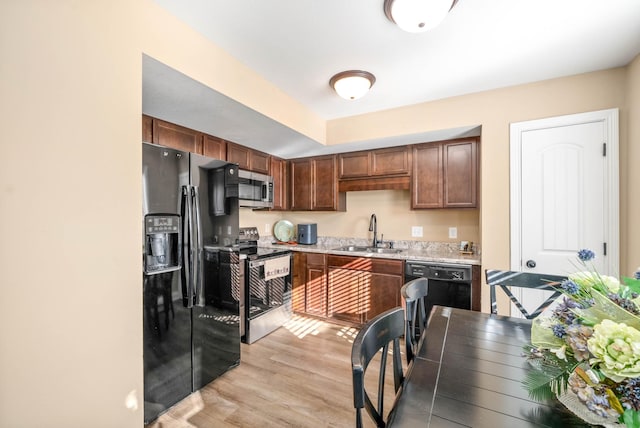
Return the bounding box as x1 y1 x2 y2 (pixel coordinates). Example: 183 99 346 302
332 246 403 254
368 248 404 254
333 246 370 252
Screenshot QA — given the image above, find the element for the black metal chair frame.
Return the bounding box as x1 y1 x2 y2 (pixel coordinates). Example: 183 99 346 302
400 278 429 364
485 269 567 319
351 307 405 428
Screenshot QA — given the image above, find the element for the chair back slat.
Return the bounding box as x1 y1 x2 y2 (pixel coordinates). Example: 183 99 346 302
485 269 567 319
400 278 429 364
351 307 405 428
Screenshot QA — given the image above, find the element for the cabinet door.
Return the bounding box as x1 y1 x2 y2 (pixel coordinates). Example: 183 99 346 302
328 268 363 324
338 152 370 178
226 142 251 169
312 155 343 211
411 143 443 209
364 272 403 321
291 252 306 313
305 253 327 317
270 157 288 210
290 159 312 210
306 266 327 317
443 140 478 208
202 135 226 160
250 150 270 175
142 115 153 143
153 119 203 153
371 146 410 176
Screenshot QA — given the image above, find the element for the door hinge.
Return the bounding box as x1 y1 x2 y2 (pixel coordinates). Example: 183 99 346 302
603 142 607 156
603 242 607 256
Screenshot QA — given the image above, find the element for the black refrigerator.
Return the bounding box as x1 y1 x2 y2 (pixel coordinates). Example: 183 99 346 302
142 142 241 424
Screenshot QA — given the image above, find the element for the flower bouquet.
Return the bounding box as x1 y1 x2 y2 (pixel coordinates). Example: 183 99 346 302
523 249 640 427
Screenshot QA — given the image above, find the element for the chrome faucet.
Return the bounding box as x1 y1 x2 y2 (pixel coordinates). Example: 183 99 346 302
369 214 378 248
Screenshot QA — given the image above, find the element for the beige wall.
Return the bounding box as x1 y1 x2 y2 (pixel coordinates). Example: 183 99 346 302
242 191 480 244
1 1 143 427
1 1 638 427
625 55 640 273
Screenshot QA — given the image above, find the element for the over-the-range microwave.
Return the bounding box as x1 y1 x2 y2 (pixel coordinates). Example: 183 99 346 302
237 169 273 208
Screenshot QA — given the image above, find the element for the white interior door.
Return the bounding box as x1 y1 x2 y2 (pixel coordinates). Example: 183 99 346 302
509 109 619 317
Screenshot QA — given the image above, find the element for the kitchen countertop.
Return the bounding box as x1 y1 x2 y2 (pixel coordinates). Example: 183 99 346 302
258 236 481 265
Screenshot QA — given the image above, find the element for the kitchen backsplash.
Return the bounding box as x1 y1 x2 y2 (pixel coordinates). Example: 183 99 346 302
259 235 480 255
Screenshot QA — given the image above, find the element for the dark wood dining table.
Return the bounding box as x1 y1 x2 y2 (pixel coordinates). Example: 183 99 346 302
387 306 592 427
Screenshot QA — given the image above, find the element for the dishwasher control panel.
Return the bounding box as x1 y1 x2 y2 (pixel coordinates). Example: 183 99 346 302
405 261 472 282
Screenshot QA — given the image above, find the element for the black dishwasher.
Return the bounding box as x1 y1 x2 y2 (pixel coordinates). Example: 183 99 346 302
405 261 472 317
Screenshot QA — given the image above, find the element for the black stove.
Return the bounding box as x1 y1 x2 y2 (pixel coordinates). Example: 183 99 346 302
238 227 293 344
238 227 291 260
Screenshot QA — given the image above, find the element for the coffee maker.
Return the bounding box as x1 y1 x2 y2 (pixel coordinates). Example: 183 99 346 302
144 214 181 274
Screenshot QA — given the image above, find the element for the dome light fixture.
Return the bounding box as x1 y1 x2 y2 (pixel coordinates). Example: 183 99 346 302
384 0 458 33
329 70 376 100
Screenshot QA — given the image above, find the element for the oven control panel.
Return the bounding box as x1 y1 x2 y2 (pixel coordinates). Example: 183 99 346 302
405 261 472 282
239 226 260 242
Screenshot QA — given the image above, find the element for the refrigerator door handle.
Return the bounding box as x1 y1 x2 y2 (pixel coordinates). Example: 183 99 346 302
192 185 205 306
181 185 195 308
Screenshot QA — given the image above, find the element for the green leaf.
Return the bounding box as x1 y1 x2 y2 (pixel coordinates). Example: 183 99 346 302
522 367 570 402
622 408 640 428
622 276 640 294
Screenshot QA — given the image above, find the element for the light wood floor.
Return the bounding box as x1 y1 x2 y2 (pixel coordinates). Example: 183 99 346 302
147 314 405 428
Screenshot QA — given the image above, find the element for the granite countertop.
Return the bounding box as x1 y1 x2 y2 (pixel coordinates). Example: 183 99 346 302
258 236 481 265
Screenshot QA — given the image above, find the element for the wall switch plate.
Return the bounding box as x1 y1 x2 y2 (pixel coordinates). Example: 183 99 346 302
411 226 423 238
449 227 457 239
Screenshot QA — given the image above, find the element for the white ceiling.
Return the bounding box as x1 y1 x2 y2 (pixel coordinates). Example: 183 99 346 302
143 0 640 158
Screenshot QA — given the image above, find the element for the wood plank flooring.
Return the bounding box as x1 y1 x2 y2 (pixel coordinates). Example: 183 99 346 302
147 314 405 428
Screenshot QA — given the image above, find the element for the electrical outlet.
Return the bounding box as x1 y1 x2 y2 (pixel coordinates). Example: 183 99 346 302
265 223 271 234
411 226 423 238
448 227 457 239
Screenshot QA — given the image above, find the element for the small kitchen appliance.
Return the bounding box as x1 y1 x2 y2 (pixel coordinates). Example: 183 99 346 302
297 223 317 245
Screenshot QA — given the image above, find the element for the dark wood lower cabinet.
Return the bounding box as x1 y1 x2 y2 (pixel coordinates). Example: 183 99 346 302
305 254 327 317
328 255 404 325
328 268 363 324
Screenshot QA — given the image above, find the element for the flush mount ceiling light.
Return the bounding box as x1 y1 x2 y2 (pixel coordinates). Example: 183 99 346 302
384 0 458 33
329 70 376 100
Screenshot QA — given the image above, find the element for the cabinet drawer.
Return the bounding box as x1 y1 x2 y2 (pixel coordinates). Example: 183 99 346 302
306 252 326 266
327 255 403 275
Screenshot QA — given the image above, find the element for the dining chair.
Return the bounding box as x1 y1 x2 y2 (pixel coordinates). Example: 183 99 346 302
351 307 405 428
400 277 429 364
485 269 567 319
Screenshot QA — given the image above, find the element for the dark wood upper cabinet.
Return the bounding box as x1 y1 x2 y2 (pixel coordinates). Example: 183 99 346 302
411 138 478 209
338 151 370 178
339 146 410 178
142 115 153 143
411 142 443 209
152 118 203 153
371 147 410 176
227 142 270 174
338 146 411 191
289 158 312 211
270 156 288 211
312 155 344 211
290 155 345 211
226 142 251 169
251 151 270 175
443 139 478 208
202 135 226 160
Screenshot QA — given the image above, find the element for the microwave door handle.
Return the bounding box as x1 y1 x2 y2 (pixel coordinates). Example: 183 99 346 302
262 181 272 202
180 185 193 307
192 185 204 306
